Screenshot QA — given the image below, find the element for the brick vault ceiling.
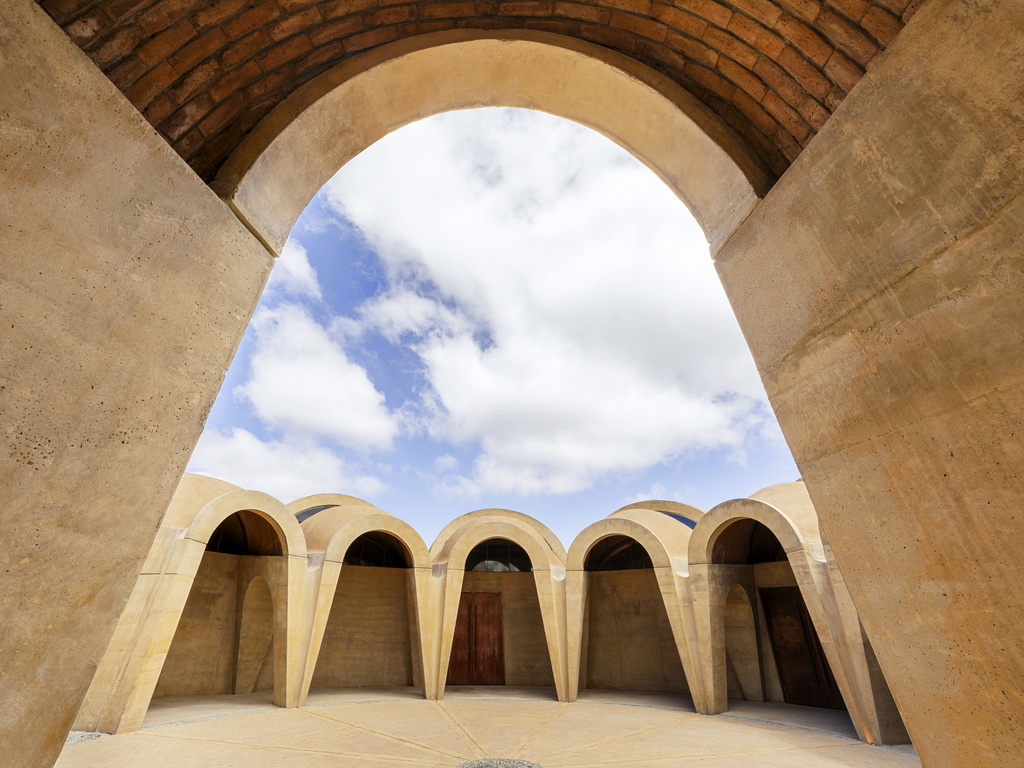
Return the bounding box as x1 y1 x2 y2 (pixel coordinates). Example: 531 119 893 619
39 0 923 186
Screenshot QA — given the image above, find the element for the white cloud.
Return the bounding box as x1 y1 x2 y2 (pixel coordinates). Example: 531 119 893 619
434 453 459 472
264 239 322 301
620 483 698 507
622 484 668 506
317 108 777 497
235 303 398 451
189 427 386 502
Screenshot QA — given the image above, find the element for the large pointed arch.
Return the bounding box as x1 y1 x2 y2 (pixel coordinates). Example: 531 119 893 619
433 514 568 701
213 29 768 258
566 511 706 711
299 510 435 702
73 479 307 734
688 482 877 742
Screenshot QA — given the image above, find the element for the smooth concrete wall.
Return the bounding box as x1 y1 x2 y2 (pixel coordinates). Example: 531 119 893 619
310 566 415 688
583 570 688 694
462 572 556 688
235 577 275 695
756 592 785 704
724 584 761 702
714 1 1024 763
0 3 272 765
153 552 239 698
254 644 275 691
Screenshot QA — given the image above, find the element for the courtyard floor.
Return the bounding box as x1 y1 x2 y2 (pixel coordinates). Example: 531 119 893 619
57 688 921 768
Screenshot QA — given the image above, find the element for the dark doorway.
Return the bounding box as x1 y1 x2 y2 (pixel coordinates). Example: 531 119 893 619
448 592 504 685
759 586 845 709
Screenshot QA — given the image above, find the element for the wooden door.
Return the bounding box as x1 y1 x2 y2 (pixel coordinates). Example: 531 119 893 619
759 587 846 709
447 592 504 685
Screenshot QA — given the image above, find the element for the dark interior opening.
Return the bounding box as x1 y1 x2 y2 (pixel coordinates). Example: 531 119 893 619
712 519 787 564
343 531 410 568
466 538 533 572
207 510 283 556
585 535 653 571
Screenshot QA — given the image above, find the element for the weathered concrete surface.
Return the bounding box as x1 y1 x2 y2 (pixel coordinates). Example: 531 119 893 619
714 0 1024 764
583 569 688 694
0 2 272 766
54 691 922 768
311 565 416 688
71 477 904 751
153 552 240 698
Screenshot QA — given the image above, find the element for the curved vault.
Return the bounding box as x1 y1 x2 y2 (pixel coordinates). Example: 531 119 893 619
39 0 914 185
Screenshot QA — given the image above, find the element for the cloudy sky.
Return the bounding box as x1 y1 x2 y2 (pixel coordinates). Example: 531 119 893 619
189 108 798 544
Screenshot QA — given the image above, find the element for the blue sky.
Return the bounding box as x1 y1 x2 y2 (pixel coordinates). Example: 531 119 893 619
189 107 798 545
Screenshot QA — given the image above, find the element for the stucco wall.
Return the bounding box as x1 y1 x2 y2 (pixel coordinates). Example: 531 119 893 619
0 3 272 765
153 552 239 698
310 565 415 688
713 1 1024 761
583 569 689 694
461 571 555 687
254 641 275 691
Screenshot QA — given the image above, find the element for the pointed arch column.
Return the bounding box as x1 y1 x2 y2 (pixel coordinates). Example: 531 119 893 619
566 513 707 711
74 489 307 734
433 517 568 701
296 511 436 703
689 494 875 742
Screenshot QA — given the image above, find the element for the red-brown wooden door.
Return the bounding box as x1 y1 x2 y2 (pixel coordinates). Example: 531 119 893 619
447 592 505 685
759 586 846 709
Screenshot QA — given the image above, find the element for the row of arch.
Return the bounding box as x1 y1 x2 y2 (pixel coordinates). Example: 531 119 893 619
74 474 910 747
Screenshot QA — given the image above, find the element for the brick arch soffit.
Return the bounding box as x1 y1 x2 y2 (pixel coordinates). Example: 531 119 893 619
212 29 771 257
41 0 913 190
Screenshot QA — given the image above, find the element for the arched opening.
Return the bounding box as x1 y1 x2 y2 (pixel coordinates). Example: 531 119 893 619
207 510 284 556
579 535 688 697
712 520 846 711
187 36 794 590
216 31 768 258
189 27 786 713
448 537 554 689
151 511 287 703
186 34 786 530
310 531 421 692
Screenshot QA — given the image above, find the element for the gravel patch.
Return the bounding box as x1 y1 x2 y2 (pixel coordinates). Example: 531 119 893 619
456 761 543 768
64 731 107 746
